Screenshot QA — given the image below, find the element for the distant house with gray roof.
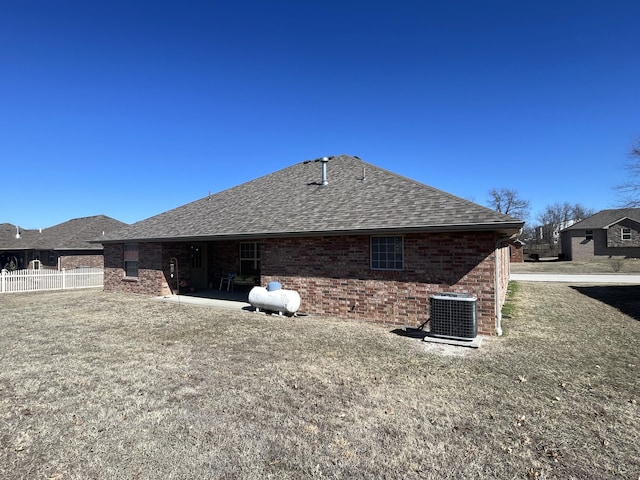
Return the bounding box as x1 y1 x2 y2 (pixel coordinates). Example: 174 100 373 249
0 215 127 270
99 155 523 336
560 208 640 261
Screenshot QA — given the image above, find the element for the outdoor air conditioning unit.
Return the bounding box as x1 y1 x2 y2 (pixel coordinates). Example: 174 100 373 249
429 293 478 340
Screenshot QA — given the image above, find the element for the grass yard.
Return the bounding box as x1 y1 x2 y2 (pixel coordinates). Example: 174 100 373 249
1 285 638 479
511 258 640 274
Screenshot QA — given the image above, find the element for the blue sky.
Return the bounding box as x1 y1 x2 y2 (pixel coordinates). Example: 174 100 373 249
2 1 639 229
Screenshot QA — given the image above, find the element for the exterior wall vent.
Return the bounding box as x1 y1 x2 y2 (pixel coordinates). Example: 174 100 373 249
428 293 478 340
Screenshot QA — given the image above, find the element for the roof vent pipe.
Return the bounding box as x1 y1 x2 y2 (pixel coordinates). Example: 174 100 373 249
320 156 329 186
16 226 20 239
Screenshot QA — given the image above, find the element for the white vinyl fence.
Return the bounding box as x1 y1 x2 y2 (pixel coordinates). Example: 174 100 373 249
0 268 104 294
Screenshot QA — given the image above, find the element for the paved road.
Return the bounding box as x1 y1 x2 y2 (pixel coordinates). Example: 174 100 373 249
510 274 640 284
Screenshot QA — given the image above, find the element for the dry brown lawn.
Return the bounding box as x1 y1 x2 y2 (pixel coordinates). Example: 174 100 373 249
511 258 640 274
0 285 638 479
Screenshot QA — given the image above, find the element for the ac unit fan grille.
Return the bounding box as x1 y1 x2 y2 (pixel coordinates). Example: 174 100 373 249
429 293 478 340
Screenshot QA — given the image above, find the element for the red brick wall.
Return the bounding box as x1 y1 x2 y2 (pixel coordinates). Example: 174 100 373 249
161 243 191 295
59 253 104 269
103 232 508 335
260 232 502 335
104 243 172 296
509 242 524 263
209 241 242 282
105 241 224 296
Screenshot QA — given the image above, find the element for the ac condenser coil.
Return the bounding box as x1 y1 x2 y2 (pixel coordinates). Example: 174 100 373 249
429 293 478 340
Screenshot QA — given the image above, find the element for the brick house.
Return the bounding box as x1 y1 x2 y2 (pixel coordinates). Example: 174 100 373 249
0 215 127 270
560 208 640 261
99 155 523 336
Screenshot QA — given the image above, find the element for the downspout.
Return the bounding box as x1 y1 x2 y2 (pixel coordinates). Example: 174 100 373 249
494 238 505 336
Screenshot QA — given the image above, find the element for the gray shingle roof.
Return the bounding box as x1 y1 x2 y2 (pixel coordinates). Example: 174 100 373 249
562 208 640 230
101 155 523 242
42 215 129 249
1 216 127 250
0 223 27 249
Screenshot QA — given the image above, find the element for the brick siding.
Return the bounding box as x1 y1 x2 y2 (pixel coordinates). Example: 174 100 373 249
103 231 509 336
59 253 104 269
260 232 504 335
104 243 171 296
509 242 524 263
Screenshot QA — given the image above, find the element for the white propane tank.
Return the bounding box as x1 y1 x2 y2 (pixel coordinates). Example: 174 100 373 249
248 286 301 315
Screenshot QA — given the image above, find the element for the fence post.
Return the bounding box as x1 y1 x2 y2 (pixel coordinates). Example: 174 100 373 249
1 269 5 293
62 268 66 290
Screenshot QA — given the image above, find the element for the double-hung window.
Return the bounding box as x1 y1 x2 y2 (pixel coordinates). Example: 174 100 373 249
371 236 403 270
622 228 632 241
585 230 593 241
240 242 260 275
124 243 139 278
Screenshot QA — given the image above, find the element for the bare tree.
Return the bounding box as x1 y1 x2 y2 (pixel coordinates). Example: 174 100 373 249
617 139 640 207
487 188 530 220
520 224 537 242
536 202 594 245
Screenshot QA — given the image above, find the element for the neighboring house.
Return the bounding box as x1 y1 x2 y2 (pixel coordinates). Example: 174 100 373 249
560 208 640 261
0 215 127 270
98 155 523 336
527 219 580 258
536 219 578 244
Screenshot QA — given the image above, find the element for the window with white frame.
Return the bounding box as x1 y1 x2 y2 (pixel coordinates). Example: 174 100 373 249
622 228 632 240
371 236 403 270
124 243 139 278
240 242 260 275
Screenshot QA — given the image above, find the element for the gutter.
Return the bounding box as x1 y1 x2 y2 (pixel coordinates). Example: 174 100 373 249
93 222 525 244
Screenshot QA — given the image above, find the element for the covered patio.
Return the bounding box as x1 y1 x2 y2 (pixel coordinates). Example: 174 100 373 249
157 288 252 310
